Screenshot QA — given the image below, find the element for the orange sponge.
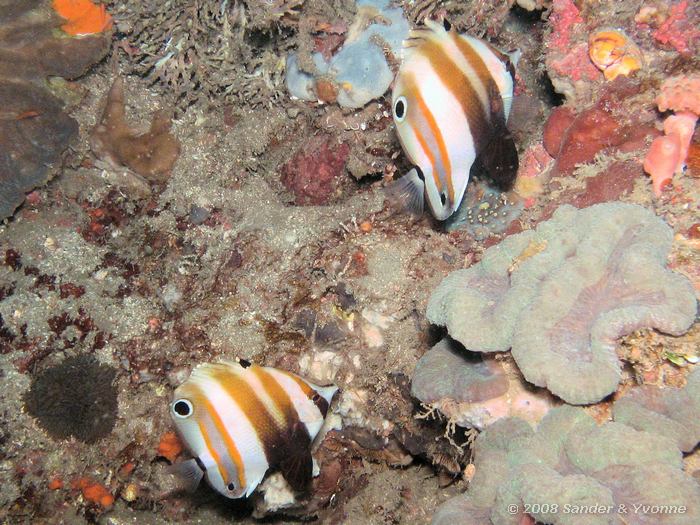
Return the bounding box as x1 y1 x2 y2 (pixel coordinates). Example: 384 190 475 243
52 0 112 36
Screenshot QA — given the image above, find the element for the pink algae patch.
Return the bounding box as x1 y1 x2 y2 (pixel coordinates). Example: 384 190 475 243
546 0 584 51
652 0 700 55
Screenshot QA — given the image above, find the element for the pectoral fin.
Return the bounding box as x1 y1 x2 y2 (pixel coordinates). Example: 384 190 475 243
384 167 425 215
171 458 205 493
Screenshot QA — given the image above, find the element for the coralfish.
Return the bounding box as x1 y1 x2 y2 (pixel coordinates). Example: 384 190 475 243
388 19 519 220
170 360 338 498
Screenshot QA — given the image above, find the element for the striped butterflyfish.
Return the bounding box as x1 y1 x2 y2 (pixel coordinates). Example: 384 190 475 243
388 19 519 220
170 360 338 499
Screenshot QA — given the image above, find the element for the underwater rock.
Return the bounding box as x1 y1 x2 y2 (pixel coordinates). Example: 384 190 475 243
411 338 557 430
613 367 700 453
444 181 524 239
90 77 181 184
0 0 110 219
544 81 657 177
544 0 601 102
427 202 697 405
286 0 409 108
433 406 700 525
24 355 118 443
281 137 350 205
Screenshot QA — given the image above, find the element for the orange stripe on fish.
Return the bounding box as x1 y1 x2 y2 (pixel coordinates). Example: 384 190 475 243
197 418 229 486
403 72 451 198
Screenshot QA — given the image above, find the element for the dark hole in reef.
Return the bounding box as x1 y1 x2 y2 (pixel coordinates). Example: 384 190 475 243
353 171 384 187
247 29 272 49
508 3 547 25
540 72 565 107
24 355 118 443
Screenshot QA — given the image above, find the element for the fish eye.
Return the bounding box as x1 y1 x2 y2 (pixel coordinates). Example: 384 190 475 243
440 192 447 206
394 96 407 122
172 399 194 418
227 483 236 491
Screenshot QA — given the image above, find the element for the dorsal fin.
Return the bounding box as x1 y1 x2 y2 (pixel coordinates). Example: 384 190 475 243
403 18 448 49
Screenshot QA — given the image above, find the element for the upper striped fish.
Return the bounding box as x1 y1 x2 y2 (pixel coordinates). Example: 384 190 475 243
170 360 338 499
388 19 519 221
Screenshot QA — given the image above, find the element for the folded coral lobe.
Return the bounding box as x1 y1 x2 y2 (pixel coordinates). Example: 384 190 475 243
428 203 697 405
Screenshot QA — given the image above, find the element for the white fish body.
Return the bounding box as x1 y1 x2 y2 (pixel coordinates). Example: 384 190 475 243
170 360 337 499
389 19 518 220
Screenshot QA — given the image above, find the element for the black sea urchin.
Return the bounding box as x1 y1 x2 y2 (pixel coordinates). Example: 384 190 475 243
24 355 118 443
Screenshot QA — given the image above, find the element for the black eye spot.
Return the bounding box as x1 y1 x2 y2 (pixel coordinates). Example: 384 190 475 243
440 193 447 206
394 99 405 119
227 483 235 491
173 399 193 417
239 359 251 368
443 19 452 31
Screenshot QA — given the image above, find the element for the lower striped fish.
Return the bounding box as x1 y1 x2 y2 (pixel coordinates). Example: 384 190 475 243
387 19 519 220
170 360 338 498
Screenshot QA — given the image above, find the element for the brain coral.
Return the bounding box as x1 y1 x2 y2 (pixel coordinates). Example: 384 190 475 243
411 338 557 429
613 367 700 453
433 406 700 525
427 203 697 405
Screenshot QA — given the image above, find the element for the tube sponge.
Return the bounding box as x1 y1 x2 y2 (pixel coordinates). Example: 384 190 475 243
427 203 697 405
285 0 409 108
433 406 700 525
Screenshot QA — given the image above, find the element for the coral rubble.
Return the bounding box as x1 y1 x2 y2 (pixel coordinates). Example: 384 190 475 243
427 202 697 404
433 406 700 525
281 136 351 205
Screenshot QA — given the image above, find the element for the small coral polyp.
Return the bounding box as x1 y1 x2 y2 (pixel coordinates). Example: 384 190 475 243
427 202 697 405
